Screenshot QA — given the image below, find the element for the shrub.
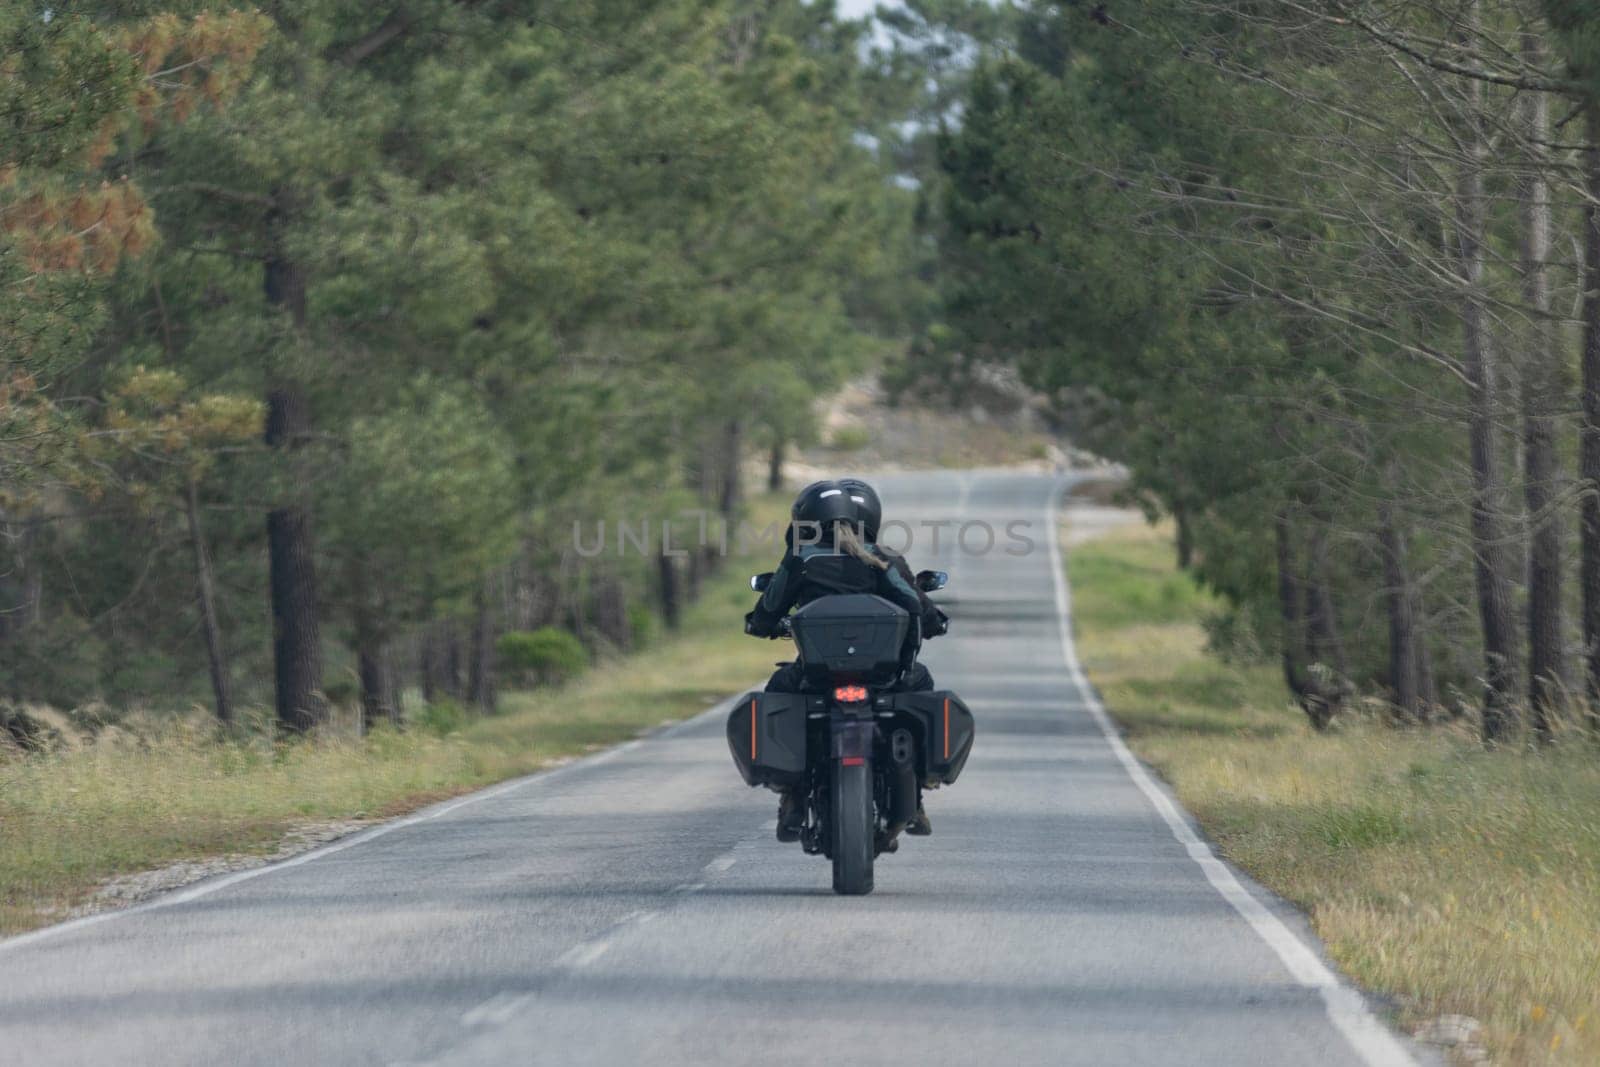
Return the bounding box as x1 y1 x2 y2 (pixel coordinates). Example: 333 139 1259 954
627 604 656 650
1202 606 1268 665
497 627 588 686
827 425 870 451
415 699 466 736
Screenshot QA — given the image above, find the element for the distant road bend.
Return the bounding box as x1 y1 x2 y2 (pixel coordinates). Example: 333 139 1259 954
0 470 1427 1066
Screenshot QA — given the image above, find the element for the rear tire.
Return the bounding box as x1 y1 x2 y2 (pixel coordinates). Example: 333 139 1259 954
830 760 875 895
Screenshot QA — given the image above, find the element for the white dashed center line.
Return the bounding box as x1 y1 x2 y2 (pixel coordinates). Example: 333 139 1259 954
557 940 611 969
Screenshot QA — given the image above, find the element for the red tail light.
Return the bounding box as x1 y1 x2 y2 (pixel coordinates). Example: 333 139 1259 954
833 685 868 703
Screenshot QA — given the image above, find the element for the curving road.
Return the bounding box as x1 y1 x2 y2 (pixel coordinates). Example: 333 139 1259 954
0 471 1427 1066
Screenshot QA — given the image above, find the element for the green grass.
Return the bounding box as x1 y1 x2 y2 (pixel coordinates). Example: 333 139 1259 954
827 425 872 451
0 497 789 937
1069 519 1600 1065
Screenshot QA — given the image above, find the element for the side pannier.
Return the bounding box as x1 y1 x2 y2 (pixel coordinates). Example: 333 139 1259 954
886 690 975 786
726 691 809 788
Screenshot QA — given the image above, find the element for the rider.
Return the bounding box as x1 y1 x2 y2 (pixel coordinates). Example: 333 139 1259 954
837 476 948 693
744 478 949 839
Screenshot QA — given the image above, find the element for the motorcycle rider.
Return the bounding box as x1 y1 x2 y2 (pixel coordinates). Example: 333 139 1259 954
744 478 948 840
837 476 947 695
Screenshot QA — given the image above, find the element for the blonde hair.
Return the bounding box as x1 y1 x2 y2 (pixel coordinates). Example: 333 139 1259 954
834 522 889 570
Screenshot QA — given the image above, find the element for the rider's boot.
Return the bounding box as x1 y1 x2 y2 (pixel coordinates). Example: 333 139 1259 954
776 788 804 842
906 803 932 836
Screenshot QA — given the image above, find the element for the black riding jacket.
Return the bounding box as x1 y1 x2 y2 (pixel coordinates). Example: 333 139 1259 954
745 541 947 639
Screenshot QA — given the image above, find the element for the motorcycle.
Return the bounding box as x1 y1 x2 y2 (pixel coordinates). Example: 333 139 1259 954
726 570 975 895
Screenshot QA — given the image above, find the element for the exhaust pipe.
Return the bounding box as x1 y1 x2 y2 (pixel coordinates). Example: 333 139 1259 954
882 728 918 841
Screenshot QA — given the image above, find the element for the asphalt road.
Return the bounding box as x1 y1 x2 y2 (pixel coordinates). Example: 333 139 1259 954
0 470 1426 1067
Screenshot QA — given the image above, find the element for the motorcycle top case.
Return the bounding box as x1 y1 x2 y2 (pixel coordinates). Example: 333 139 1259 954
887 690 975 786
727 691 811 788
789 594 909 679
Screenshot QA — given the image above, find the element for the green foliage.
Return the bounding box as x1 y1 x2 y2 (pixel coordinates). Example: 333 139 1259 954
497 628 588 687
416 699 466 737
627 604 657 650
2 1 920 714
922 0 1548 710
1 5 267 484
1201 606 1270 667
827 426 871 452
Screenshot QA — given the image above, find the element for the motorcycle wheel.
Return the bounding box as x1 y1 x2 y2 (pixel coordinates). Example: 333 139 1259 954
830 760 875 895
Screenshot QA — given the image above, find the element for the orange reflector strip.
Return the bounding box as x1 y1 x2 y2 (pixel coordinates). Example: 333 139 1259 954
943 696 950 759
750 697 757 760
833 685 868 703
841 756 865 766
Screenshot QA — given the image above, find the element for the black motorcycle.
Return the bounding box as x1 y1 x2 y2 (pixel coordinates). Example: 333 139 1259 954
727 570 975 895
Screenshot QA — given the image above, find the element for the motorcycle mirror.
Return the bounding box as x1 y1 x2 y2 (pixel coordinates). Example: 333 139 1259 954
915 569 948 593
750 572 774 592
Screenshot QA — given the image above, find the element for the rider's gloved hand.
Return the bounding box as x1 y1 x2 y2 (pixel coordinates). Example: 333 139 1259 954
745 610 779 638
926 609 950 637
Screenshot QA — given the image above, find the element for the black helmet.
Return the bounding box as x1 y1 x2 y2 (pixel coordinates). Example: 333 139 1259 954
839 477 882 541
791 479 858 544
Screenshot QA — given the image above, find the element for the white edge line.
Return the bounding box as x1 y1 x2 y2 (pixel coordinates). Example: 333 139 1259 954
1045 483 1418 1067
0 690 750 956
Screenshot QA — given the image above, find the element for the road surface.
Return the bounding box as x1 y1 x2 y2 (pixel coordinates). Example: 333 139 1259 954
0 471 1425 1066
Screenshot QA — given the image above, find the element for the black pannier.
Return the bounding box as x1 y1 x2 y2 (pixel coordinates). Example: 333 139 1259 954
887 690 975 786
790 593 909 681
726 691 811 788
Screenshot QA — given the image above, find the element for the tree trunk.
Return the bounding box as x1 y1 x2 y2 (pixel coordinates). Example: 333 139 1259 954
768 439 785 493
263 202 325 733
1455 78 1521 743
0 509 42 702
1378 502 1422 721
356 643 398 733
467 581 495 716
351 562 400 733
355 623 400 733
264 255 306 326
265 385 326 733
443 623 464 699
1519 39 1564 740
1580 103 1600 734
657 551 681 630
184 477 233 726
420 623 440 704
720 418 742 520
1303 517 1349 721
686 543 704 600
1173 503 1194 570
1418 623 1439 715
594 573 630 650
1276 512 1332 731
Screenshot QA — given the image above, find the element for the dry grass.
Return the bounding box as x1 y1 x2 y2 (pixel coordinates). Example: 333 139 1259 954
1069 519 1600 1066
0 499 788 938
